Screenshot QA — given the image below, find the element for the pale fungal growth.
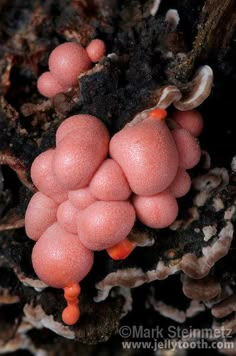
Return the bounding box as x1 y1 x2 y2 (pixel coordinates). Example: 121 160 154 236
165 9 180 31
202 225 217 242
173 66 214 111
149 0 161 16
182 275 222 301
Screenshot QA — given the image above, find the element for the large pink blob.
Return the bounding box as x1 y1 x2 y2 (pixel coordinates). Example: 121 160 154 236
37 71 65 98
89 159 131 201
169 167 191 198
77 201 136 250
56 114 108 145
68 187 97 210
31 149 67 203
53 117 110 190
133 190 178 228
49 42 92 88
57 200 79 234
171 128 201 169
172 110 204 137
25 192 58 241
32 223 94 288
109 118 179 196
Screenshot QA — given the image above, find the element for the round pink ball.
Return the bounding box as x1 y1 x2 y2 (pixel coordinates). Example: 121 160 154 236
57 200 79 234
37 71 65 98
109 118 179 196
25 192 58 241
32 223 94 288
49 42 92 88
56 114 108 145
53 118 110 190
169 168 191 198
31 149 67 204
171 128 201 169
172 110 204 137
89 158 131 201
77 201 136 250
132 191 178 229
86 39 106 63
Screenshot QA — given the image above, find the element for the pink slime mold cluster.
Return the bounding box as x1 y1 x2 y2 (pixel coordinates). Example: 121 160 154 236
37 39 106 98
25 42 204 326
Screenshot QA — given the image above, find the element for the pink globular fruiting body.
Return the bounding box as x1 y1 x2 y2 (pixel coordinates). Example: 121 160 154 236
86 39 106 63
37 39 106 98
172 110 204 137
25 106 204 325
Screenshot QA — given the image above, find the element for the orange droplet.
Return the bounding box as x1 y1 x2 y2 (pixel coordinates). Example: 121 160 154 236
149 108 167 121
64 282 81 300
106 238 136 260
62 304 80 325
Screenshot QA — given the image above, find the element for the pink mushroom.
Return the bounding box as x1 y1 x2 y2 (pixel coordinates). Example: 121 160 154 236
53 116 110 190
57 200 79 234
89 158 131 201
55 114 107 145
86 39 106 63
109 114 179 196
31 149 67 204
25 192 58 241
132 190 178 228
172 110 204 137
48 42 92 88
77 201 136 250
171 128 201 169
169 167 191 198
37 71 65 98
32 223 94 288
68 187 97 210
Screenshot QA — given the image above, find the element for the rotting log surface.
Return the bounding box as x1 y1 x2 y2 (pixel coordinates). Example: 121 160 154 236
0 1 236 355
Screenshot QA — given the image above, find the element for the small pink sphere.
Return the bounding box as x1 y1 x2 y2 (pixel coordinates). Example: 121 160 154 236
48 42 92 88
86 39 106 63
110 118 179 196
132 191 178 229
68 187 97 210
172 110 204 137
89 159 132 201
169 168 191 198
25 192 58 241
53 119 110 190
31 149 67 204
37 71 65 98
56 114 108 145
172 128 201 169
77 201 136 250
57 200 79 234
32 223 94 288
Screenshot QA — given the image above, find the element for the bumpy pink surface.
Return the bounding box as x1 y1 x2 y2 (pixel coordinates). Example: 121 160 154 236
90 159 131 200
37 71 65 98
31 149 67 203
173 110 204 137
77 201 136 250
57 200 78 234
86 39 106 63
68 187 97 210
56 114 108 144
49 42 92 88
109 118 179 196
172 128 201 169
169 167 191 198
25 192 57 241
132 190 178 228
32 223 94 288
53 118 110 190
